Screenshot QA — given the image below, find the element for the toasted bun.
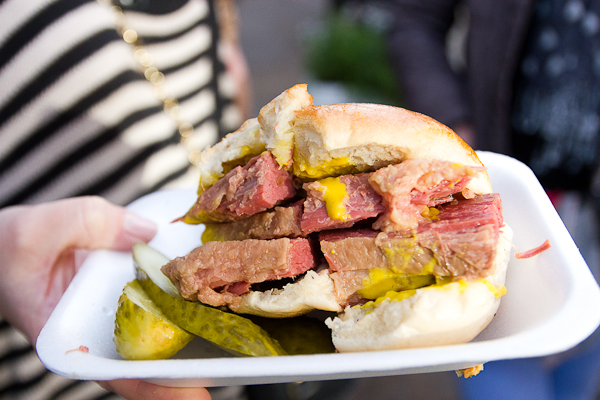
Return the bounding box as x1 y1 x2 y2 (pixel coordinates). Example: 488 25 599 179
193 84 491 197
197 118 264 191
291 103 491 194
231 270 342 318
324 225 513 352
258 84 314 168
194 85 314 191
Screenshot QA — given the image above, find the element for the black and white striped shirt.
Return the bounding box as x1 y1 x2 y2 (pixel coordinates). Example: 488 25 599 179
0 0 242 398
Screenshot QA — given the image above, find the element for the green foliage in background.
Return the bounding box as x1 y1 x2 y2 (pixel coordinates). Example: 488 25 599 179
305 12 403 106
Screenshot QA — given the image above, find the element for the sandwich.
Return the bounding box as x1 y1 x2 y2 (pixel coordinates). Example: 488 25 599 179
162 84 512 352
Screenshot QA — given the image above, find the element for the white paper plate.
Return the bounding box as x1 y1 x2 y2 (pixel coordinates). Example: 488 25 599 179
36 152 600 387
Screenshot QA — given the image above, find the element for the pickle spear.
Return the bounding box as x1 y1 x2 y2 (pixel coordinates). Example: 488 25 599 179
133 242 287 357
114 280 193 360
132 242 180 298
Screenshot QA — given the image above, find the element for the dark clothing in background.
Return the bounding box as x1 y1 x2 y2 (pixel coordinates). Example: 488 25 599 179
512 0 600 191
387 1 600 398
388 0 535 155
388 0 600 193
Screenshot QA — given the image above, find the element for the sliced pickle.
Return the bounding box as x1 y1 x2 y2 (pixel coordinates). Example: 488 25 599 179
132 242 180 298
250 316 335 355
132 243 287 357
138 278 287 357
114 280 193 360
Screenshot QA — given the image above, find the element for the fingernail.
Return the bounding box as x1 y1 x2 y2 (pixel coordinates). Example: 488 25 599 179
122 212 157 242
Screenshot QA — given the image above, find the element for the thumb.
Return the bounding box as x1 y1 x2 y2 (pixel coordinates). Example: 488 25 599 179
0 197 157 343
41 196 157 252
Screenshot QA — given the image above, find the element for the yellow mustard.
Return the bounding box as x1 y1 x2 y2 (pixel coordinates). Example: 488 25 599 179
292 151 355 180
180 210 209 225
358 278 507 310
357 268 435 300
201 224 228 243
379 240 437 275
317 177 350 221
482 280 507 298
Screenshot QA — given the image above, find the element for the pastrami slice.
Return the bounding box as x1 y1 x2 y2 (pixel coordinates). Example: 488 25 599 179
161 238 318 308
301 173 385 234
437 193 504 227
320 229 435 275
320 230 385 273
319 195 504 304
320 195 502 276
369 159 484 232
202 202 304 242
416 225 498 279
178 152 297 224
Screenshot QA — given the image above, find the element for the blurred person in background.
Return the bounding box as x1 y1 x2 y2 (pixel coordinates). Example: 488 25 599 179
0 0 250 398
388 0 600 399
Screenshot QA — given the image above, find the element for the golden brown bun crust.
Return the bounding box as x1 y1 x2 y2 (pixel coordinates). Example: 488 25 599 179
258 84 314 168
192 85 491 194
292 103 492 194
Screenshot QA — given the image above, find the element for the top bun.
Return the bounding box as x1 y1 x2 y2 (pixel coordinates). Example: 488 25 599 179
291 102 491 194
258 84 314 168
196 118 264 191
195 84 492 195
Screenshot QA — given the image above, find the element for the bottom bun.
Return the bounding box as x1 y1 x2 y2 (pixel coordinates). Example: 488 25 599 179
232 270 343 317
325 225 513 352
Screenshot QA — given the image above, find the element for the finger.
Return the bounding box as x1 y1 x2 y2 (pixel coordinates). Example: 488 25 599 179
97 379 212 400
27 196 157 253
0 197 156 342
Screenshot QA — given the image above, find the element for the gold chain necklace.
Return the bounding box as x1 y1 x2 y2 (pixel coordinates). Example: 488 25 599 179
97 0 202 165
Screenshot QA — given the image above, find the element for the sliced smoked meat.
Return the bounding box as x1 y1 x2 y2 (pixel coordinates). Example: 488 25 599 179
301 173 385 234
161 238 317 307
201 202 304 242
179 152 296 223
319 195 502 305
369 159 484 232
